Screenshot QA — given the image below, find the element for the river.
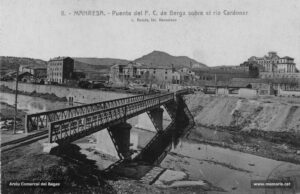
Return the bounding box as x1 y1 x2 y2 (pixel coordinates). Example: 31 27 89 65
161 139 300 194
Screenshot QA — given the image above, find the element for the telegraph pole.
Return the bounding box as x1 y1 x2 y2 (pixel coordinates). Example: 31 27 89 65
149 75 153 94
13 65 19 134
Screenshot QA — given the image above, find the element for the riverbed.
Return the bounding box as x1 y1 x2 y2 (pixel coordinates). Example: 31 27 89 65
161 139 300 193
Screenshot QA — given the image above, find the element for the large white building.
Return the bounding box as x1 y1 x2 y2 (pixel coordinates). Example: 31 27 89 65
248 51 296 73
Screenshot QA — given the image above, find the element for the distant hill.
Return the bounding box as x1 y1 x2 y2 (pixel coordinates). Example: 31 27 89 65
73 58 130 79
133 50 207 69
74 58 129 68
74 60 109 73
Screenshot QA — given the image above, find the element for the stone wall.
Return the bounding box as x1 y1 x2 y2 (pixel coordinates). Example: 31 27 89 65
0 81 132 104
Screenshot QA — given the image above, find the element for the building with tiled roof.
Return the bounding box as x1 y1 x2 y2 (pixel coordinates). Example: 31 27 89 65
19 64 47 79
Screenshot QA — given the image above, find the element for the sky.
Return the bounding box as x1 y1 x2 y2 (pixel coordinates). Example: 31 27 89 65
1 0 300 68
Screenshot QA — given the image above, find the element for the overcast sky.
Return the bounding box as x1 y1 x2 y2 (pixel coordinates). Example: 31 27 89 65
1 0 300 67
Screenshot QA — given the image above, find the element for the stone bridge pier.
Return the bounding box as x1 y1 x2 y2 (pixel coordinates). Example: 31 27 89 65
135 107 165 132
147 108 164 132
96 122 132 160
95 107 166 160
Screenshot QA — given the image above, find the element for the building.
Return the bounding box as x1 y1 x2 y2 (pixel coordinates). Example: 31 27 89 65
248 51 296 73
123 62 142 78
178 67 196 83
138 66 179 84
194 65 256 83
259 72 300 79
18 72 35 83
19 65 47 79
110 63 182 85
243 51 300 90
230 78 275 95
205 78 275 96
47 57 74 84
278 87 300 97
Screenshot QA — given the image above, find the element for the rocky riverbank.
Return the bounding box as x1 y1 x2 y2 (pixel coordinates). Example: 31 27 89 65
184 93 300 164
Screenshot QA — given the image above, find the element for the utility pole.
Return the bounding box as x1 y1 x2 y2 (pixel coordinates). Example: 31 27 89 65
149 75 153 94
214 73 217 85
13 65 19 134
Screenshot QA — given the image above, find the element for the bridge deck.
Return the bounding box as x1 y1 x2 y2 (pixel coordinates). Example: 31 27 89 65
49 93 175 143
25 92 160 133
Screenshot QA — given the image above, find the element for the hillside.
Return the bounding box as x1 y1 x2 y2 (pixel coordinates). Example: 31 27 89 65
74 58 129 67
73 58 130 76
0 56 47 75
74 60 108 72
134 51 207 69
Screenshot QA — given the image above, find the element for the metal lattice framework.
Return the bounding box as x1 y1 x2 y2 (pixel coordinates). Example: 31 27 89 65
49 93 175 143
25 93 160 133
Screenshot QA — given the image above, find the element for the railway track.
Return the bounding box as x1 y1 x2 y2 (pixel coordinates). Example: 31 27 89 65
1 130 48 152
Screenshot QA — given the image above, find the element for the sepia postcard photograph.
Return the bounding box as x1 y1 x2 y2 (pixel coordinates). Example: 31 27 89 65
0 0 300 193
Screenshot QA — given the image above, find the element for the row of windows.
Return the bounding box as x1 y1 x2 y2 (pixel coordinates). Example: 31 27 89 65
48 72 62 76
49 62 63 66
257 59 293 64
48 68 62 71
49 78 62 83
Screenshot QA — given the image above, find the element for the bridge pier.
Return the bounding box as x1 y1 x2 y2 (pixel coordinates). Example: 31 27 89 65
135 107 165 132
147 108 164 132
96 122 132 160
135 113 157 132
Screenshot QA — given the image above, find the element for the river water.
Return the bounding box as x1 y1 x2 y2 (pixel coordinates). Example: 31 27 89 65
161 139 300 194
1 92 299 193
